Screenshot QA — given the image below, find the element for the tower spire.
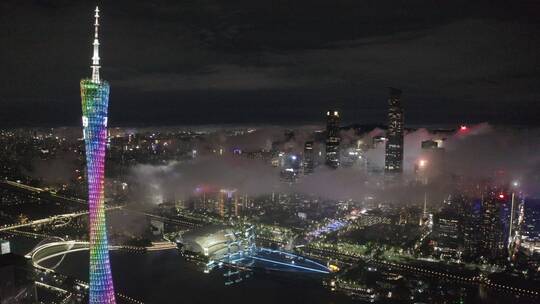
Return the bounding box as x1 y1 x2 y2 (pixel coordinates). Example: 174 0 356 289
91 6 101 83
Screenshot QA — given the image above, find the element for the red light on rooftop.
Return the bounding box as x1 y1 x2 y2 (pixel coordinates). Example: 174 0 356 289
460 125 468 131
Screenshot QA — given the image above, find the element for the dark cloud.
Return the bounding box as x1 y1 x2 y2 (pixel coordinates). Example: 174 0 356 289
1 0 539 126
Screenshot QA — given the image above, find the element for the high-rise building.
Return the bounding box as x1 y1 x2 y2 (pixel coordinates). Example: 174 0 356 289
303 141 314 174
416 139 446 182
80 7 116 304
325 110 340 168
385 88 404 175
280 154 301 182
0 253 37 303
219 189 238 218
463 198 482 259
478 190 509 260
433 210 463 260
522 198 540 241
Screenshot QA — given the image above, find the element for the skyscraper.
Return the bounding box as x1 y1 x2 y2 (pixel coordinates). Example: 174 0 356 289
463 198 482 259
303 141 315 174
325 110 340 168
80 7 116 304
280 154 301 182
479 190 508 260
385 88 404 175
219 189 238 218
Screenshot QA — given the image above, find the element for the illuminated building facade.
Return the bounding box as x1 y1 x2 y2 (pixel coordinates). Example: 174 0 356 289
463 198 482 258
219 189 238 218
433 211 462 259
80 7 116 304
479 190 509 260
385 88 404 175
303 141 314 174
280 153 301 182
325 110 340 168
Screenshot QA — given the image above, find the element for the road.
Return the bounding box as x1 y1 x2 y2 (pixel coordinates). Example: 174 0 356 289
0 205 123 232
126 209 204 229
2 180 87 205
300 245 540 298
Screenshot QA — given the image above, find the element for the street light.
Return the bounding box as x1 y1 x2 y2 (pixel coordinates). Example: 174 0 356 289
416 159 429 185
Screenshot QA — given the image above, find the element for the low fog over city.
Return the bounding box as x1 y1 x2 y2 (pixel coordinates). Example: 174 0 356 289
2 1 540 304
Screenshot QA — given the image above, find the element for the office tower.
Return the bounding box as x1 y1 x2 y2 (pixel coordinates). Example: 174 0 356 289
80 7 116 304
418 139 446 181
303 141 314 174
463 198 482 259
436 212 461 240
433 210 463 260
219 189 238 218
479 191 508 260
325 110 340 168
0 253 37 303
280 154 301 182
521 198 540 240
385 88 404 175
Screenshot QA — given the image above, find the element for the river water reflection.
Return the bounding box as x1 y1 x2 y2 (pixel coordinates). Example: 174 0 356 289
56 250 354 304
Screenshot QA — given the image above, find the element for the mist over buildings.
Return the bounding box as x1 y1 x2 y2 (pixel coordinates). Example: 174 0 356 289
126 123 540 205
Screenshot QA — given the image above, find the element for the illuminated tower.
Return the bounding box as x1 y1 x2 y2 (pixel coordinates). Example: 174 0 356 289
80 6 116 304
325 110 340 168
385 88 404 175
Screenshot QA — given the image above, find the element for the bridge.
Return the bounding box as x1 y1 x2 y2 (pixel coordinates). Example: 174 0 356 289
3 180 46 193
127 209 205 229
26 240 115 271
2 180 88 204
26 239 176 272
0 205 123 233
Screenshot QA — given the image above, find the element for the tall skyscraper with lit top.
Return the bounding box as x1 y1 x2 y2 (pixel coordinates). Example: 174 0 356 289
325 110 340 168
80 6 116 304
385 88 404 175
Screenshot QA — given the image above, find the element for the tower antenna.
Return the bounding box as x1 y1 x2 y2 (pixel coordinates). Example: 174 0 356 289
91 6 101 83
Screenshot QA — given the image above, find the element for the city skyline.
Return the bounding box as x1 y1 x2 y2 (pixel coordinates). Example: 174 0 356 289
1 1 540 304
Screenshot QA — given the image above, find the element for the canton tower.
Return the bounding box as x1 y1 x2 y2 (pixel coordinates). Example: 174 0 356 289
80 6 117 304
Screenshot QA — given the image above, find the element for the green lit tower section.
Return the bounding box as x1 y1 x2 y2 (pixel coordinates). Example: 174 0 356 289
80 6 116 304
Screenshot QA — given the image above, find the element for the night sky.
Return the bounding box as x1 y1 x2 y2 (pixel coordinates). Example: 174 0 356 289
1 0 539 126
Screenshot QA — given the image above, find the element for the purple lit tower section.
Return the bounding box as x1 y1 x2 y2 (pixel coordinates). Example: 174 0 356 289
80 6 116 304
